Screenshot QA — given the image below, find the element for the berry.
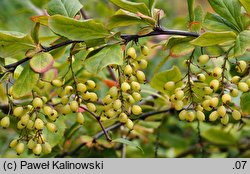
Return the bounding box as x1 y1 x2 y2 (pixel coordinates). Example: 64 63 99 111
64 85 73 94
230 88 239 97
51 79 64 87
33 144 42 156
119 113 128 123
62 104 71 115
197 74 206 82
221 114 229 125
136 70 146 82
127 95 135 104
197 111 205 121
210 97 219 108
121 82 131 92
42 142 52 154
16 142 25 155
46 122 57 133
186 111 195 122
141 45 149 56
203 87 213 95
246 78 250 87
109 86 118 98
27 120 34 130
105 109 116 118
222 94 231 104
212 67 222 78
195 105 203 112
132 92 141 102
232 110 241 120
209 111 219 121
85 80 96 89
125 119 134 129
231 76 241 84
175 90 184 100
127 47 137 59
76 113 84 125
43 106 53 116
210 79 219 91
20 114 30 126
70 101 79 113
238 82 249 92
236 60 247 73
13 107 24 117
174 101 184 111
113 99 122 110
88 92 98 102
131 81 141 92
137 59 148 69
164 81 175 91
178 110 187 120
32 97 43 109
1 116 10 128
34 118 44 130
9 139 18 148
103 95 113 105
17 121 25 130
77 83 87 93
28 139 36 149
217 105 226 117
124 65 133 75
87 103 96 112
131 105 142 115
198 55 209 64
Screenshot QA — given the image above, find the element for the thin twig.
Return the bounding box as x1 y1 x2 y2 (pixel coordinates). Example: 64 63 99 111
107 66 117 82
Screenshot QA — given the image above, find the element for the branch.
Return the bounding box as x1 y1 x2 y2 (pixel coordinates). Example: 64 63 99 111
3 40 81 71
121 27 200 44
60 108 172 157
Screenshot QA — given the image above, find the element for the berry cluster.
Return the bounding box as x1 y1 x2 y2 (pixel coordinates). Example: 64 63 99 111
164 54 249 124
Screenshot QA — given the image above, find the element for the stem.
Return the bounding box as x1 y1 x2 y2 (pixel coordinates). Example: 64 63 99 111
107 66 117 82
80 105 112 142
59 108 172 157
121 27 199 44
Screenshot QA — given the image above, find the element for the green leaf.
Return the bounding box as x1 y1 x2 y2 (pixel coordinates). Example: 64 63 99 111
48 15 110 41
31 23 40 45
203 13 239 32
234 30 250 57
43 115 66 147
12 65 39 98
240 92 250 114
202 127 237 146
113 138 143 153
84 44 123 74
110 0 150 16
187 0 194 22
0 30 35 58
190 31 236 46
108 14 143 29
150 66 183 95
208 0 245 31
30 52 54 73
148 0 156 16
240 0 250 13
47 0 83 18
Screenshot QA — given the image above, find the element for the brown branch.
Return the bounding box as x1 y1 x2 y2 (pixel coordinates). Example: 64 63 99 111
107 66 118 82
121 27 199 44
80 105 112 142
59 108 172 157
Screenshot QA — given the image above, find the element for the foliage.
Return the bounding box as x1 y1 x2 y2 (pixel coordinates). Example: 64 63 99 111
0 0 250 158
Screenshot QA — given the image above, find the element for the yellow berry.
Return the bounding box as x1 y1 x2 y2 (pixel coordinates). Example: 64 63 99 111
28 139 36 150
70 101 79 113
210 97 219 108
127 47 137 59
136 70 146 82
1 116 10 128
46 122 57 133
125 119 134 129
197 74 206 82
131 105 142 115
212 67 222 78
209 111 219 121
141 45 149 56
232 110 241 120
217 105 226 117
119 112 128 123
238 82 249 92
85 80 96 89
137 59 148 69
33 144 42 156
164 81 175 91
9 139 18 148
178 110 187 120
87 103 96 112
231 76 241 84
76 113 84 125
236 60 247 73
109 86 118 98
113 99 122 111
132 92 141 102
42 142 52 154
131 81 141 92
198 55 209 64
124 65 133 75
77 83 87 93
222 94 231 104
51 79 64 87
121 82 131 92
34 118 44 130
32 97 43 109
186 111 195 122
13 107 24 117
210 79 220 91
16 142 25 155
197 111 205 121
221 114 229 125
230 88 239 97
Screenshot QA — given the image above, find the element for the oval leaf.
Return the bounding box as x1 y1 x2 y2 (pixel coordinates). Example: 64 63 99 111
150 66 183 95
202 128 237 146
113 138 143 153
48 15 110 41
30 52 54 73
12 65 39 98
190 31 236 46
84 44 123 74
